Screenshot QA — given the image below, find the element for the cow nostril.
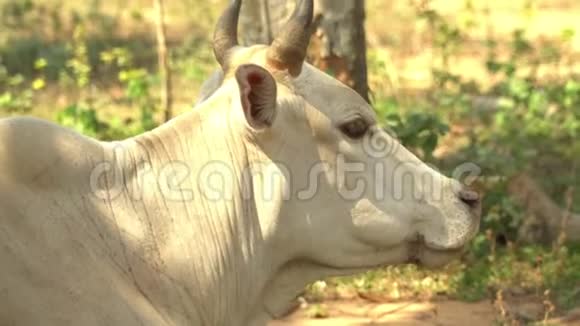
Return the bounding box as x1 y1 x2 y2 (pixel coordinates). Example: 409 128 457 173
459 189 480 209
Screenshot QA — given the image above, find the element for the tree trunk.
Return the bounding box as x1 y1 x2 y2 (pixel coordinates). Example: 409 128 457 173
309 0 370 102
238 0 291 45
237 0 370 102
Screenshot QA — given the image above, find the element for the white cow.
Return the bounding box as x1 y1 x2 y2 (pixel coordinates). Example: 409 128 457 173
0 0 480 325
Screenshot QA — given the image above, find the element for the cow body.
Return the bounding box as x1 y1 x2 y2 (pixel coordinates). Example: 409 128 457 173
0 1 480 325
0 95 277 325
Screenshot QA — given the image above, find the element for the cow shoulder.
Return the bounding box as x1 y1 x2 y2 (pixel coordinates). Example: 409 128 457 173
0 117 102 188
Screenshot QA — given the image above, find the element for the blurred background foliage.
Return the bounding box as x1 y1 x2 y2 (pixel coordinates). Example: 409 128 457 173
1 0 579 322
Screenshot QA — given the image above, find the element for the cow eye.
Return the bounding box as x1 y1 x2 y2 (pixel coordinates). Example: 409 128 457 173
339 118 369 139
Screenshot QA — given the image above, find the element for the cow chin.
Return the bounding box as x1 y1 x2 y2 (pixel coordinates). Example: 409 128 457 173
409 243 465 269
408 212 476 268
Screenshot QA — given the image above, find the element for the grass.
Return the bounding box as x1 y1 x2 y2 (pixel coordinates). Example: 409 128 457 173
302 241 580 323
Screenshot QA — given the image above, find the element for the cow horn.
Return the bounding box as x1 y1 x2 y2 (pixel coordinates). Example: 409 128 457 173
213 0 242 68
267 0 314 76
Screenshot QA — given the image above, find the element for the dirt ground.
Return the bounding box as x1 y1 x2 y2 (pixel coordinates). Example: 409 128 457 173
269 300 496 326
269 299 580 326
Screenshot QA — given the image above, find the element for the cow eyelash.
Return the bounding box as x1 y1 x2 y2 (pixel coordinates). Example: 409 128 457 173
339 118 370 139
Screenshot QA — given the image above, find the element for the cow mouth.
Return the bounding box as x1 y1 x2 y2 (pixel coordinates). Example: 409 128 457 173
406 235 465 267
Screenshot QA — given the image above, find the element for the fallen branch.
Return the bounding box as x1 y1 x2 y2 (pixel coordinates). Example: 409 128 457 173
545 307 580 324
507 173 580 244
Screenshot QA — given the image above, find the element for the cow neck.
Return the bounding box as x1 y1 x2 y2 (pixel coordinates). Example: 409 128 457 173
98 86 276 324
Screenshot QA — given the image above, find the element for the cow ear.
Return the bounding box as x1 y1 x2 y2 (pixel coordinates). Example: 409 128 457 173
235 64 277 130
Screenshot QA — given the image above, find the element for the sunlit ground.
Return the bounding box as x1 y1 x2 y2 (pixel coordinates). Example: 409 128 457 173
269 300 495 326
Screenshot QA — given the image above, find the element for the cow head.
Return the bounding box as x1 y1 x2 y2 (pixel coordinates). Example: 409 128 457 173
207 0 480 271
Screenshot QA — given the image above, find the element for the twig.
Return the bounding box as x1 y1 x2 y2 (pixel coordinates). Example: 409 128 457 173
154 0 173 122
554 186 575 251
